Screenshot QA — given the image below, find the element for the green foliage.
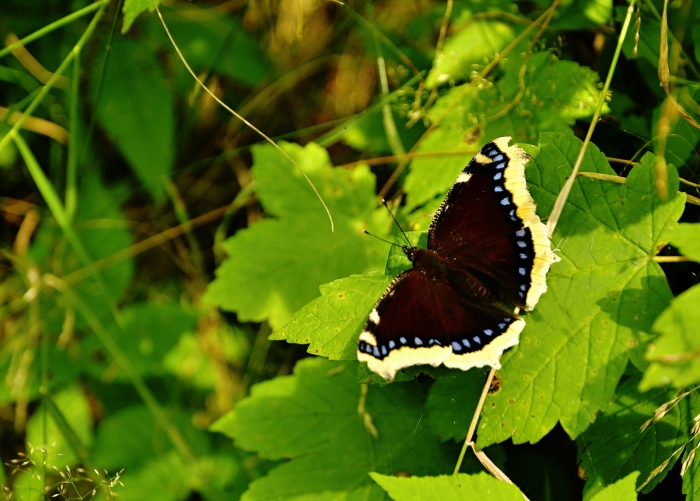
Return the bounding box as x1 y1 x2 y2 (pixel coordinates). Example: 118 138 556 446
212 358 456 500
425 20 515 89
405 51 606 211
204 142 387 330
477 134 684 447
578 377 687 497
370 472 525 501
93 37 174 201
3 0 700 500
671 223 700 262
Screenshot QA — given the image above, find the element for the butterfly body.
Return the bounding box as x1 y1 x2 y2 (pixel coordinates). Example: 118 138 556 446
357 137 559 381
405 247 495 301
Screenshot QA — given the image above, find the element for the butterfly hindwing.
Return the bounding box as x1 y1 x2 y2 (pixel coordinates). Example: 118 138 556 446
357 268 525 381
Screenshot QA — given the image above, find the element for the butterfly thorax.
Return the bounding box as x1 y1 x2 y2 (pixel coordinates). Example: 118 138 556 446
403 247 494 301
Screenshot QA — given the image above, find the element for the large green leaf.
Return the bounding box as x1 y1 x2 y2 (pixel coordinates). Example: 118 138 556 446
426 370 490 442
477 133 684 447
211 358 456 500
370 472 524 501
578 377 687 498
203 142 387 330
93 37 174 200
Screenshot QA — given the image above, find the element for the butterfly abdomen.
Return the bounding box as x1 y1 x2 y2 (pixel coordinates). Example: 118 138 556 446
411 248 494 301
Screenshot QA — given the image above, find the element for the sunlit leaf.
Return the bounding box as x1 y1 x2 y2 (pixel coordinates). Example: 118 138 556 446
212 358 457 500
371 472 524 501
477 133 684 447
203 142 387 330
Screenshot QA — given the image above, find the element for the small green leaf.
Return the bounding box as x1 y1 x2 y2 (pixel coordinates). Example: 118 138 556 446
640 284 700 390
211 358 455 500
271 274 391 360
477 133 684 447
425 20 515 89
122 0 160 33
370 472 524 501
203 142 387 330
578 377 686 497
670 223 700 262
553 0 613 30
93 37 174 200
588 472 640 501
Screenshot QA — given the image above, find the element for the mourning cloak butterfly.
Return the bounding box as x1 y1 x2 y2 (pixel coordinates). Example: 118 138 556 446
357 137 559 381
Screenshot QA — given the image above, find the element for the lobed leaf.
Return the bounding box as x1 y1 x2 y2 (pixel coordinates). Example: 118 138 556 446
477 133 685 447
271 274 391 360
406 52 605 211
588 472 639 501
203 142 387 330
211 358 456 500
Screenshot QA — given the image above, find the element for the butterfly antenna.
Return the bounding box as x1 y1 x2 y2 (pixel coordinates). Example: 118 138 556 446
381 199 412 247
363 230 402 248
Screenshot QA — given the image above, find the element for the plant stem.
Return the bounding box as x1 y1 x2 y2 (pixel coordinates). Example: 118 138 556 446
0 1 107 152
454 367 496 474
0 0 107 60
546 0 635 238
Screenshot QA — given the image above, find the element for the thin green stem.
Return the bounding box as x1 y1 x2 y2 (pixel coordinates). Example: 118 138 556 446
0 0 107 60
454 367 496 475
546 0 635 238
373 24 405 158
13 133 120 320
65 55 80 222
0 3 106 153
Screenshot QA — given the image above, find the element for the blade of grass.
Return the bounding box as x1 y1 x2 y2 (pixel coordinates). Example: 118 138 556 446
0 2 107 153
0 0 107 60
13 133 120 320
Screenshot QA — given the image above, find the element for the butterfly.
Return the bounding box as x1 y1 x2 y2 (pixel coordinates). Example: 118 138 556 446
357 137 559 381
